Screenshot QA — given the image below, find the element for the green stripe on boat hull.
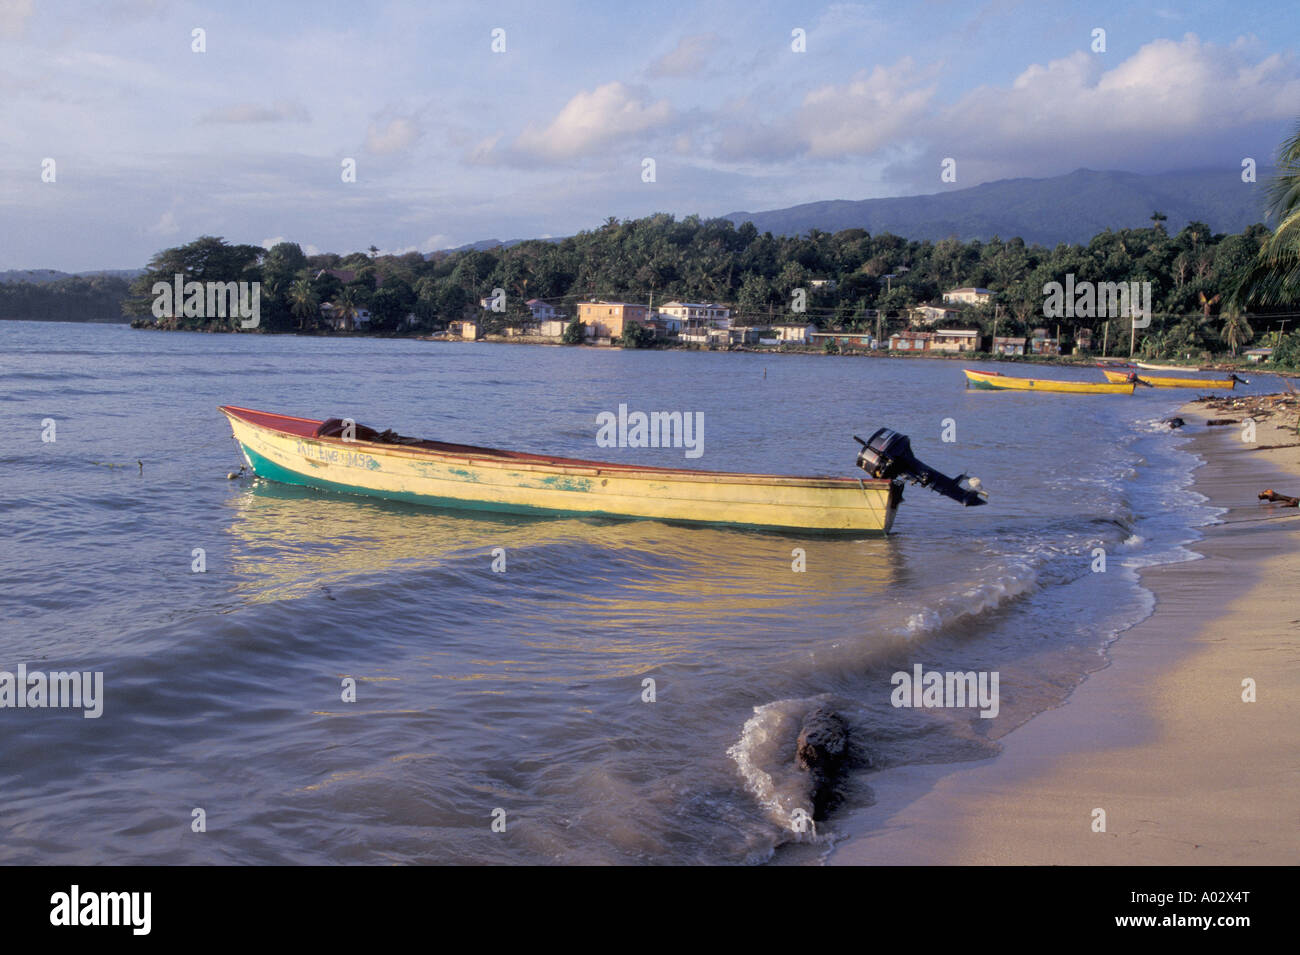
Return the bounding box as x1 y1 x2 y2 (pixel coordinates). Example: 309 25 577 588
238 443 889 535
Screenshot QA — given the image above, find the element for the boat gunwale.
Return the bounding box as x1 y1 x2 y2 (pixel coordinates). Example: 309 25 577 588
219 405 895 490
1100 369 1235 387
962 369 1134 393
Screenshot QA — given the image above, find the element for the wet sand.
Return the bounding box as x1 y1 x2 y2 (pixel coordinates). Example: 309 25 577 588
828 396 1300 865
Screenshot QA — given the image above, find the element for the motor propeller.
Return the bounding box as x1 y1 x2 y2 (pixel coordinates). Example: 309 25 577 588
854 428 988 507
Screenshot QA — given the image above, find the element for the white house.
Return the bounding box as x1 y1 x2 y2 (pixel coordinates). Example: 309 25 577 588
320 303 371 331
930 328 981 352
770 322 817 343
659 302 731 329
942 287 994 306
910 304 960 326
525 299 561 321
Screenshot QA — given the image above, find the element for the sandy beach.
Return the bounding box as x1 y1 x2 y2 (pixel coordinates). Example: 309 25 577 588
829 390 1300 866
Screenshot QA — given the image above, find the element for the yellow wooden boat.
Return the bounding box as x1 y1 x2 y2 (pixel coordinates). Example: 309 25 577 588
1101 369 1240 389
219 406 921 533
964 369 1134 394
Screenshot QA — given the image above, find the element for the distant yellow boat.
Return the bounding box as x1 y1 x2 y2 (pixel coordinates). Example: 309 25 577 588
220 406 914 533
1101 369 1240 389
964 369 1134 394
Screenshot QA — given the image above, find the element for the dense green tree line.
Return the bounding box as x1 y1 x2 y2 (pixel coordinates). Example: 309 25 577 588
0 274 132 322
114 216 1299 362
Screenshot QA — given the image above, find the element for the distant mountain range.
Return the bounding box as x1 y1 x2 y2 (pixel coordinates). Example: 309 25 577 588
722 168 1274 246
0 268 143 284
427 168 1273 258
6 168 1275 277
432 238 545 255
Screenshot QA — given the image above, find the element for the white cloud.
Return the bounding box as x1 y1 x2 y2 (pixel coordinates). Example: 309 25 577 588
707 35 1300 184
147 208 179 236
512 82 673 161
933 34 1300 169
365 117 419 155
799 59 937 157
706 60 934 163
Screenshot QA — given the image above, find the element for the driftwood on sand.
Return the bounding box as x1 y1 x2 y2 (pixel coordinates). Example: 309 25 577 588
1259 489 1300 507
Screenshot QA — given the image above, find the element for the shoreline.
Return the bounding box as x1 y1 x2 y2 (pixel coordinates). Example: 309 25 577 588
825 400 1300 865
115 321 1300 374
11 318 1292 375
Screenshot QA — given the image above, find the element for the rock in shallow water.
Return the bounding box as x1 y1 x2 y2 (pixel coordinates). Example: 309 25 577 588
796 706 850 820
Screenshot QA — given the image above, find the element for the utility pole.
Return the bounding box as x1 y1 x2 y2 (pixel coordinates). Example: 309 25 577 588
1102 320 1109 357
880 274 898 350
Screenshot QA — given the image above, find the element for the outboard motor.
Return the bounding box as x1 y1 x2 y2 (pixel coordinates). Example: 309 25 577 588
855 428 988 507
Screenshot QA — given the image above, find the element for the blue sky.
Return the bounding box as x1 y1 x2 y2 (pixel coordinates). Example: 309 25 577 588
2 0 1298 270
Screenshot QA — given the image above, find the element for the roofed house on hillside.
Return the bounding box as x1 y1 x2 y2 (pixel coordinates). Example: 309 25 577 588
319 302 371 331
315 268 387 290
992 336 1027 355
910 304 960 326
1030 327 1059 355
930 328 981 352
942 287 993 306
889 331 932 351
1244 347 1273 363
658 302 731 329
577 301 648 339
678 323 740 345
526 299 562 321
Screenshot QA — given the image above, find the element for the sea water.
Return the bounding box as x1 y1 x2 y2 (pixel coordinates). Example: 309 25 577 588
0 321 1249 863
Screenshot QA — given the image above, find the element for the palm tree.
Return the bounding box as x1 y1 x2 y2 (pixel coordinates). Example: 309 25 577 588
335 287 359 330
1231 120 1300 307
1220 309 1253 356
1150 210 1168 231
1198 290 1220 319
289 279 319 331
